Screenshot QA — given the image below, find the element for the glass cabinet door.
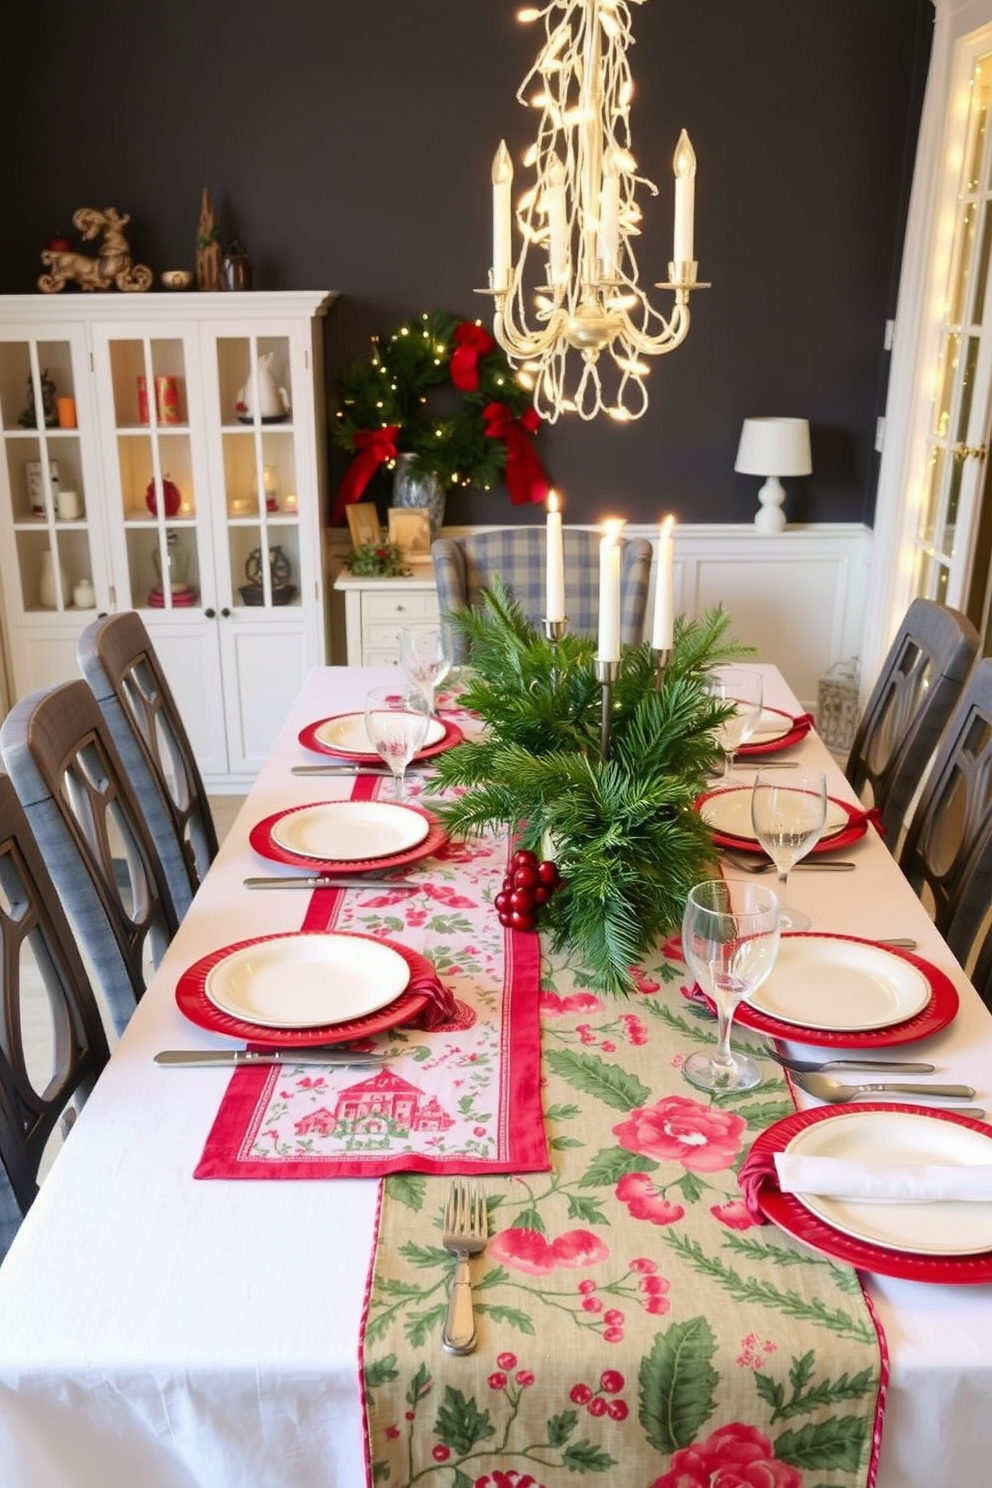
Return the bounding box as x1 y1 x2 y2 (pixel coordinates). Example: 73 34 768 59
96 329 212 613
0 331 99 614
215 334 302 613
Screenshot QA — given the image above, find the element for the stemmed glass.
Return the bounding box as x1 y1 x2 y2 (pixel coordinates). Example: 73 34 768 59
398 625 453 716
750 767 828 931
680 878 781 1093
706 669 763 785
364 686 431 801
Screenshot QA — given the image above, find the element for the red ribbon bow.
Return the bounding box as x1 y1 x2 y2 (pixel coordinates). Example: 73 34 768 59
450 321 496 392
483 401 549 506
332 425 400 525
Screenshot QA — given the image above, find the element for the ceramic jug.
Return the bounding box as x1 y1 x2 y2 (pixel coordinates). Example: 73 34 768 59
236 352 290 422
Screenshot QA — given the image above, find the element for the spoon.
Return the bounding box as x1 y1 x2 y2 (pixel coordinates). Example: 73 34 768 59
789 1071 976 1103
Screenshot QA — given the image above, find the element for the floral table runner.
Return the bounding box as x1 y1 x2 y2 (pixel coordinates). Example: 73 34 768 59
361 935 886 1487
194 781 549 1179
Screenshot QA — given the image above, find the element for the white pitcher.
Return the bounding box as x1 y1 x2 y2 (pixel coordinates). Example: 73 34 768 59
236 352 290 421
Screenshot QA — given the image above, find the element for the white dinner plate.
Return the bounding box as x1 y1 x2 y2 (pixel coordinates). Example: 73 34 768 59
746 708 795 743
270 801 430 861
314 711 446 755
785 1110 992 1255
204 932 411 1028
701 788 849 842
747 936 931 1030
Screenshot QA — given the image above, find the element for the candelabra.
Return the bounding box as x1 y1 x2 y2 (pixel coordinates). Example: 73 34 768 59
652 646 671 692
485 0 708 423
594 656 620 761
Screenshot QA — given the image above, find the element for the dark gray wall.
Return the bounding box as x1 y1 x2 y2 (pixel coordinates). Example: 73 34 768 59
0 0 932 528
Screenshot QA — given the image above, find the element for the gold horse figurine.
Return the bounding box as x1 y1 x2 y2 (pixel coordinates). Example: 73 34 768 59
38 207 153 293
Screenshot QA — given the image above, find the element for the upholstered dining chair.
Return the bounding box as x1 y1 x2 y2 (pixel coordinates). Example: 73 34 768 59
431 528 653 661
0 772 110 1259
898 656 992 979
78 611 218 918
844 598 979 846
0 679 181 1039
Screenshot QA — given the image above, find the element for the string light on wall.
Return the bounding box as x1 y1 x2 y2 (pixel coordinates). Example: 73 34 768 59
483 0 709 424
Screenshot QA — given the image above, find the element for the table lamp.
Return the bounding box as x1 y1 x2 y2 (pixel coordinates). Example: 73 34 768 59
734 417 812 533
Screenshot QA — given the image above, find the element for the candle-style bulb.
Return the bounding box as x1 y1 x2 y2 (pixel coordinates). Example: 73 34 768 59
673 130 696 181
492 139 513 188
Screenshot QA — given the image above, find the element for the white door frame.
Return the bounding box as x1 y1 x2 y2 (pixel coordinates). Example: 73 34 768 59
865 0 992 688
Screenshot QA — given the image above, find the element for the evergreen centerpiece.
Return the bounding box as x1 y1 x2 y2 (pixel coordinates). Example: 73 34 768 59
430 584 751 995
343 540 411 578
330 310 549 523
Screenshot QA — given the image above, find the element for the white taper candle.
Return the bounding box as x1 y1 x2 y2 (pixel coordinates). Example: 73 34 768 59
546 490 565 621
597 519 624 662
651 514 675 650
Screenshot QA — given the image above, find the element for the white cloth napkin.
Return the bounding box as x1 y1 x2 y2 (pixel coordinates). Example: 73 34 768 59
774 1152 992 1203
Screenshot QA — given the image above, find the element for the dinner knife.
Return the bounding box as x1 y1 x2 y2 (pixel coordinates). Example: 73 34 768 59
291 765 433 777
155 1049 388 1068
243 875 421 890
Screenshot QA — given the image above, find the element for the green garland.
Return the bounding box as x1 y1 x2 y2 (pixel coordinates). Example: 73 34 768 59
430 584 753 995
333 309 535 490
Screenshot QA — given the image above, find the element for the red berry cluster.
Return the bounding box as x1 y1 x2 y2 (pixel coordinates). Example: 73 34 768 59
569 1369 629 1420
494 849 561 933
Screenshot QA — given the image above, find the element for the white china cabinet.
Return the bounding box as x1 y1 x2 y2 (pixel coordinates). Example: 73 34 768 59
0 291 337 786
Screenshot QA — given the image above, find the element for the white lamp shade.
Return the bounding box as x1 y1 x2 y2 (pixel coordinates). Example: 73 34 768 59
734 417 812 478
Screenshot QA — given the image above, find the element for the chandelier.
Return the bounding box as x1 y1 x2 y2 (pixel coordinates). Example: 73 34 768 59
486 0 707 423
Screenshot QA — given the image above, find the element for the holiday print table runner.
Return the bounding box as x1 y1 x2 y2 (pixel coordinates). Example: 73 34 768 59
194 798 549 1179
361 936 885 1487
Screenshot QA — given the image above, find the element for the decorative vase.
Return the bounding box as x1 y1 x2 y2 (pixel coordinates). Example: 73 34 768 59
391 453 445 539
152 532 190 591
38 547 66 608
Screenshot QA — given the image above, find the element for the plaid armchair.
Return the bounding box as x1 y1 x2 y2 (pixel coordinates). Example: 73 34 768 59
431 528 653 661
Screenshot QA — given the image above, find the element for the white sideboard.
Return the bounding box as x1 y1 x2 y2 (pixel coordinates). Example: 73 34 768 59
328 523 872 709
332 567 441 665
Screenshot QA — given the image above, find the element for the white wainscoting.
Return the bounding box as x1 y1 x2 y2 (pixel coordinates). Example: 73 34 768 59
327 522 873 712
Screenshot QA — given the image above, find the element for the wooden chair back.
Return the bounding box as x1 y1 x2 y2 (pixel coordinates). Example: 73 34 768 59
845 598 979 844
0 679 180 1038
78 612 218 917
901 657 992 979
0 773 110 1257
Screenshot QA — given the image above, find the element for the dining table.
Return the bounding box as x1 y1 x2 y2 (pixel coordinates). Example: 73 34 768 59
1 661 992 1488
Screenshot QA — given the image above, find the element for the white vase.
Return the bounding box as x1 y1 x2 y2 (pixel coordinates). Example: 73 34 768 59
38 548 66 609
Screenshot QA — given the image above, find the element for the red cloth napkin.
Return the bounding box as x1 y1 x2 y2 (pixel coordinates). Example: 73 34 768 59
738 1143 777 1223
405 951 457 1028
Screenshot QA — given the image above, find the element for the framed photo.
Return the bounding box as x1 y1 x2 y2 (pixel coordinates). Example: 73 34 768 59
346 502 382 549
388 506 432 562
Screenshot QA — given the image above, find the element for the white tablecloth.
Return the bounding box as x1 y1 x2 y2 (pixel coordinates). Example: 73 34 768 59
0 664 989 1487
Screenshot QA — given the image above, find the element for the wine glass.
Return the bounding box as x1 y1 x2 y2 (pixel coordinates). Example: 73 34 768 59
398 625 453 716
681 878 780 1093
706 669 763 785
364 686 431 801
750 767 828 931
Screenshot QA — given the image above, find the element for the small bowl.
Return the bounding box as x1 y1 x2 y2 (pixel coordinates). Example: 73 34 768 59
161 269 193 290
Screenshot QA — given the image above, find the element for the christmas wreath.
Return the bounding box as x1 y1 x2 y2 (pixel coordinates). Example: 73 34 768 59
331 309 549 524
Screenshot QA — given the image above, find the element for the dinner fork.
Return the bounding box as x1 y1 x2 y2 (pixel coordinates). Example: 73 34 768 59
441 1179 487 1356
789 1070 976 1103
